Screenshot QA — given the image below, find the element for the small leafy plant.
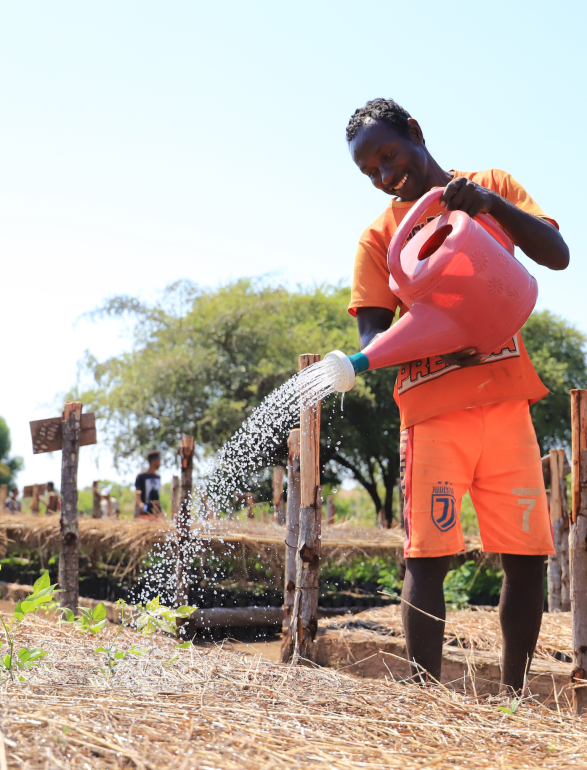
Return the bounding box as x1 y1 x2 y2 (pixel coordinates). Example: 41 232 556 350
61 602 108 634
499 697 519 715
93 644 144 676
443 562 474 610
135 596 196 637
0 571 57 680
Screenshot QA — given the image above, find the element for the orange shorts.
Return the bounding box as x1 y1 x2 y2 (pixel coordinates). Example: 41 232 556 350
400 400 554 558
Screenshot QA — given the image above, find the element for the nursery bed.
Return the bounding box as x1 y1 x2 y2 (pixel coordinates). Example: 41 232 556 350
0 614 585 768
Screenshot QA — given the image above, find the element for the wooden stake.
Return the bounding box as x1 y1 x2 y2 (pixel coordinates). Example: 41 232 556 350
272 466 285 525
59 401 82 613
171 475 180 519
0 485 6 513
246 493 255 519
326 495 335 525
32 484 39 514
175 435 194 607
291 353 321 664
280 429 300 661
548 448 570 612
570 389 587 714
92 481 101 519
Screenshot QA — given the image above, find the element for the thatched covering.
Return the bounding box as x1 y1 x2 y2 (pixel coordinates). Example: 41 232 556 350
1 614 586 768
0 514 483 580
314 605 573 703
320 604 572 663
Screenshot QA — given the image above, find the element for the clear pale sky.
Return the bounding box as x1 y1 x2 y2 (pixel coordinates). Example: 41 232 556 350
1 0 585 490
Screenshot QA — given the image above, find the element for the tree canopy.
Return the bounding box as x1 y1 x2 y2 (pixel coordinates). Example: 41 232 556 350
75 280 587 523
0 418 24 490
522 310 587 452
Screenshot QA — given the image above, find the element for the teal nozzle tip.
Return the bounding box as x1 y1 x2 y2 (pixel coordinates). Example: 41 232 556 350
349 352 369 374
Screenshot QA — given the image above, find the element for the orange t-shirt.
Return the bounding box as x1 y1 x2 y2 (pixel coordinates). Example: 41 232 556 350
349 169 556 429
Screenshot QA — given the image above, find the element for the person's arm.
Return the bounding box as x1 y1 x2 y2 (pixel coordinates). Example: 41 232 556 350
356 307 395 350
135 474 147 511
440 177 569 270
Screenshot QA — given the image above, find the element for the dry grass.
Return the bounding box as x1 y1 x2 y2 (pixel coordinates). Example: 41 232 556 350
0 614 584 769
0 513 483 570
323 605 573 663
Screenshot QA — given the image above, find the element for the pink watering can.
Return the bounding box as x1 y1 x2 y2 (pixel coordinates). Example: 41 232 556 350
326 186 538 391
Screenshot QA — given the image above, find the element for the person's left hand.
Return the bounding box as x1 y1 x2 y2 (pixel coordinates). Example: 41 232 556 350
440 347 488 368
440 177 495 218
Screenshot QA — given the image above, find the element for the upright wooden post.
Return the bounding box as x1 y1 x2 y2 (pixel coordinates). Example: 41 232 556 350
92 481 101 518
570 390 587 714
171 475 180 519
560 456 571 612
326 495 335 525
548 448 570 612
291 353 321 664
59 401 82 613
280 429 300 660
32 484 39 514
245 493 255 519
175 435 194 607
272 466 285 525
0 485 6 513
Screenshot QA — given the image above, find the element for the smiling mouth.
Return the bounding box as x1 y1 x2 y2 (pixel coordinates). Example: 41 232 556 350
392 173 408 191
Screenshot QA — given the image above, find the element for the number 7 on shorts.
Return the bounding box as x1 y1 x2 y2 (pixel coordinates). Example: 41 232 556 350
517 498 536 532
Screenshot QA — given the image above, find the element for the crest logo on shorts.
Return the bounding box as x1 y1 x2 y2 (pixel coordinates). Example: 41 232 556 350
431 483 456 532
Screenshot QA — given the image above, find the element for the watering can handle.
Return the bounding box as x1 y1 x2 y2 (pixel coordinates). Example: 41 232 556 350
387 187 514 294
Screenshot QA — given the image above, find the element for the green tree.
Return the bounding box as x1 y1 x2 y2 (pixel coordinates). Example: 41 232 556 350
75 279 404 521
74 280 587 525
522 310 587 452
0 418 24 490
322 368 400 525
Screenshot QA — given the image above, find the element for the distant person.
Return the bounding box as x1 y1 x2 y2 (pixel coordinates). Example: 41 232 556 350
99 486 120 519
6 487 20 513
43 482 60 514
135 450 164 520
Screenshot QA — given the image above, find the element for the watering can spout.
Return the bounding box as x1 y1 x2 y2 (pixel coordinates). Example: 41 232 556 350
324 350 369 393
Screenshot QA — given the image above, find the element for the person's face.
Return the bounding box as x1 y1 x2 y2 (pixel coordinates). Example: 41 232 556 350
349 118 429 202
12 488 17 497
151 456 161 471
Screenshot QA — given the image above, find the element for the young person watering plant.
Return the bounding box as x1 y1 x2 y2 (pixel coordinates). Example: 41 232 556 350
343 98 569 694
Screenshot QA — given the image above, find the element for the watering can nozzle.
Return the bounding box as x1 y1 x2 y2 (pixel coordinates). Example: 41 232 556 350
324 350 369 393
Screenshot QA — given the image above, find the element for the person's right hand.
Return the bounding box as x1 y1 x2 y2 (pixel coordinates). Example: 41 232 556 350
440 348 487 368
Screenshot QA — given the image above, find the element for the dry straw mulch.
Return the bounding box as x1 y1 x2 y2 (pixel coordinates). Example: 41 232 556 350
324 605 573 663
0 514 483 571
0 615 586 769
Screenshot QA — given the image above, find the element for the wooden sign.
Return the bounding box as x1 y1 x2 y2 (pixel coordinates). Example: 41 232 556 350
30 413 97 455
23 484 48 498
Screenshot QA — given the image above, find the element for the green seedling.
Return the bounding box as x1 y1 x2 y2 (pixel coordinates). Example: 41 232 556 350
135 596 197 637
93 644 143 676
498 697 519 715
0 571 57 680
165 640 193 666
61 602 108 634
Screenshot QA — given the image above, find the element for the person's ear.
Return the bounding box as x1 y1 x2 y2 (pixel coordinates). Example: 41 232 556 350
407 118 425 145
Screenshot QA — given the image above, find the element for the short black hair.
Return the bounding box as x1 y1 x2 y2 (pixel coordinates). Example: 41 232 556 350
147 450 160 463
346 98 412 143
47 481 54 490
